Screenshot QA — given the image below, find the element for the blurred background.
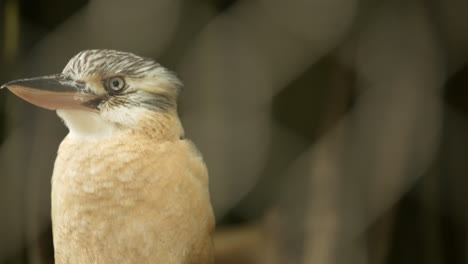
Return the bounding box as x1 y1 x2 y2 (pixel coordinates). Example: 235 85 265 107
0 0 468 263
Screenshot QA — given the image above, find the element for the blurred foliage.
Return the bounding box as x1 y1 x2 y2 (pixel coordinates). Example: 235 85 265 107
445 65 468 115
273 56 356 142
19 0 89 29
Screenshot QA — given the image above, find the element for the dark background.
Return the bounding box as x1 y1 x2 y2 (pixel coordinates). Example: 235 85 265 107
1 0 468 263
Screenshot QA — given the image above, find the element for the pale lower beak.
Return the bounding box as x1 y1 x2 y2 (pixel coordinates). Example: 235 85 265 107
1 74 100 111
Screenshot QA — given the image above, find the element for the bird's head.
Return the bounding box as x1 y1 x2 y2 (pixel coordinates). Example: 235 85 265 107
1 50 183 139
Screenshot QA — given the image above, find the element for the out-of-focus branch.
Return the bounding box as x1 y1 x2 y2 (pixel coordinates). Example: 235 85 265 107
179 0 358 217
269 1 445 263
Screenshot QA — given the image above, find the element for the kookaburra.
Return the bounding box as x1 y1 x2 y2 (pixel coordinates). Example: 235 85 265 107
1 50 215 264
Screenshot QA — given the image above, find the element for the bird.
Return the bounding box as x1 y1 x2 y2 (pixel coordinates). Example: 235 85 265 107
1 49 215 264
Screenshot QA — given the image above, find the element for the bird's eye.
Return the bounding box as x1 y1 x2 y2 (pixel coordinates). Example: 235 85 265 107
107 77 126 92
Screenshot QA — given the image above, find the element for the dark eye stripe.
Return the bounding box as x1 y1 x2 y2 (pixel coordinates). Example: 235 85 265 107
140 93 174 112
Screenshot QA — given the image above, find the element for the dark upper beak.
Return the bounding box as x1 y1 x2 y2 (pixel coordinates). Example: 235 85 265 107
1 74 100 111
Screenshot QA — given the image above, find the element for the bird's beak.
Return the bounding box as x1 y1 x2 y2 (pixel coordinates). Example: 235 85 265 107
1 74 100 111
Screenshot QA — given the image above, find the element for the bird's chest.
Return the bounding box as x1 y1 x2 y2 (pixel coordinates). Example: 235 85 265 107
51 138 161 245
53 140 150 203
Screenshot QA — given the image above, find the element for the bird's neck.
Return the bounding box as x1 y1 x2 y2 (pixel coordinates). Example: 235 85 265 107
135 111 185 141
57 109 184 142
